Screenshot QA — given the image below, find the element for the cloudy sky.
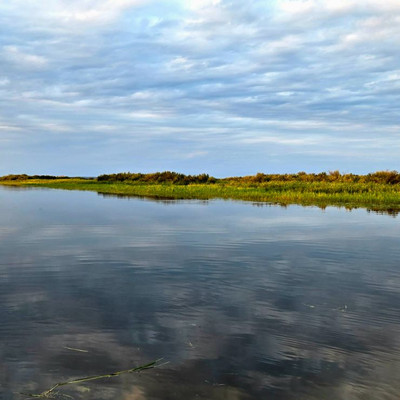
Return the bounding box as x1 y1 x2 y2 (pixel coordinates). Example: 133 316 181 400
1 0 399 177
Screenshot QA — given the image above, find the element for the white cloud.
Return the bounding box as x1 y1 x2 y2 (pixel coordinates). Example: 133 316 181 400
240 134 322 146
50 0 149 24
0 0 150 27
257 35 303 55
167 56 195 71
182 150 208 159
0 124 22 131
3 46 48 69
124 111 170 119
278 0 316 16
278 0 400 17
0 0 400 175
186 0 221 12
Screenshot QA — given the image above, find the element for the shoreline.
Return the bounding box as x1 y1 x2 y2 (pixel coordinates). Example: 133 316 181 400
1 178 400 214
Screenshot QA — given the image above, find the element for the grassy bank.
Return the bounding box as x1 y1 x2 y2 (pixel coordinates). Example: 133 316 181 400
2 176 400 213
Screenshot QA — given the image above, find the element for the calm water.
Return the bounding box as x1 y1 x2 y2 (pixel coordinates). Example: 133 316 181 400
1 186 400 400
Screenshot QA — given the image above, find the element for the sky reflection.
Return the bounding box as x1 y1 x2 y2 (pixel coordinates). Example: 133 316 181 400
1 187 400 399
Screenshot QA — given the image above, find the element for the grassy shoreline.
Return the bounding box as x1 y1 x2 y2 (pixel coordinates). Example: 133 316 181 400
2 178 400 213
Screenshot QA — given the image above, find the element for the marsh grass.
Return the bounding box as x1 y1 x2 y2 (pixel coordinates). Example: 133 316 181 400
2 174 400 212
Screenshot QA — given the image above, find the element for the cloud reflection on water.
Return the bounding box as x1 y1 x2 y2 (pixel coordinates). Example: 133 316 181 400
0 187 400 399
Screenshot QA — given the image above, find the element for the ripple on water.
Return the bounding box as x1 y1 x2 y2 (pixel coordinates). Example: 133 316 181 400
1 188 400 399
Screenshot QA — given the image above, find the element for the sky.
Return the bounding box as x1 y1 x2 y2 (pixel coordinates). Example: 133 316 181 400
0 0 399 177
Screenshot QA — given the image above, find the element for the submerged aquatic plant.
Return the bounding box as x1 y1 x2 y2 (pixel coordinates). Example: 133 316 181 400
20 359 164 399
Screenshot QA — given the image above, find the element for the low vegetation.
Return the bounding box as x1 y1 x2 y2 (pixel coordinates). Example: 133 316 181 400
96 170 400 185
1 171 400 213
0 174 77 181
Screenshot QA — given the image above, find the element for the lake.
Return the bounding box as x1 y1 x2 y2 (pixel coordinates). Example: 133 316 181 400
1 186 400 400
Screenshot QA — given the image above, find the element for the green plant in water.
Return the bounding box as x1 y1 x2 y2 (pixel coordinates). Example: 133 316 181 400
20 359 164 399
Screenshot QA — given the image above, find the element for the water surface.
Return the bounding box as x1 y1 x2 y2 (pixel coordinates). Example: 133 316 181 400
1 186 400 399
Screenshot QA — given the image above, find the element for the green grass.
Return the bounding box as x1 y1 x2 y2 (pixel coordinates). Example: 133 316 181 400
2 178 400 213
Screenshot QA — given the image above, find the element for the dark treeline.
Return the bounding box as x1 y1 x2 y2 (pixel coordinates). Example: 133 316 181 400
97 171 216 184
97 170 400 185
0 174 81 181
0 174 63 181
